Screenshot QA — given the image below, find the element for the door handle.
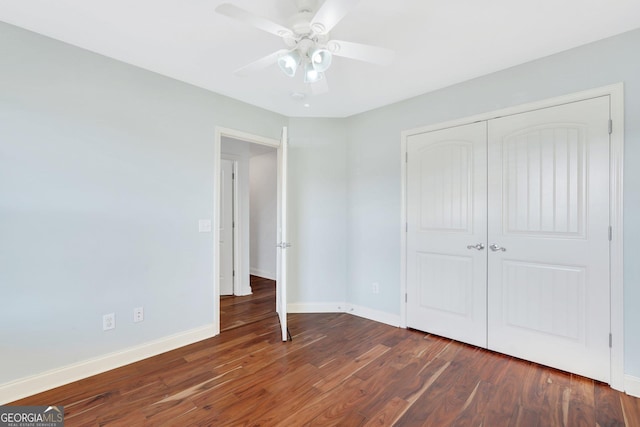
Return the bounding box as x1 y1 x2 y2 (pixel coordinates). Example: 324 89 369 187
466 243 485 250
489 244 506 252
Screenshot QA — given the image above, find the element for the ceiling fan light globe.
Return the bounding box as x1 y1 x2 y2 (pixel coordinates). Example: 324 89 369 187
310 48 332 72
304 63 323 83
277 51 300 77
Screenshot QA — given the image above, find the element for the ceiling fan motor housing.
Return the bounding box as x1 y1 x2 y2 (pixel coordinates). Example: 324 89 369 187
289 11 313 36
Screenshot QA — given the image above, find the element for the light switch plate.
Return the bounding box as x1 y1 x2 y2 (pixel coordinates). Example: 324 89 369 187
198 219 212 233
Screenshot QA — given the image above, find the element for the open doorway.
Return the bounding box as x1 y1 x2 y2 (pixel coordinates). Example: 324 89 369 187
219 137 277 330
213 127 287 338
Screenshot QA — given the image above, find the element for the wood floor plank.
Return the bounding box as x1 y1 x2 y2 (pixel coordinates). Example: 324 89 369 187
621 392 640 427
355 332 450 382
246 365 324 427
393 341 492 426
140 399 198 425
482 358 533 426
314 344 390 393
449 380 495 427
536 383 568 427
199 386 273 425
594 381 626 427
571 373 596 407
567 374 596 426
513 405 539 427
566 401 595 427
274 376 368 426
362 396 409 427
9 276 640 426
519 360 548 408
356 358 436 419
391 359 452 425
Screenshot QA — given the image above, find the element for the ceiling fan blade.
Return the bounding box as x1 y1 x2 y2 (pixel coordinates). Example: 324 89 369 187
310 0 361 34
234 49 289 76
309 75 329 95
327 40 394 66
216 3 292 38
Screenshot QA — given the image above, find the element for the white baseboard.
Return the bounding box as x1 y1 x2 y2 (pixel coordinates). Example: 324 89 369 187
250 268 275 281
288 302 349 313
346 304 402 328
0 324 216 405
287 302 401 328
625 374 640 398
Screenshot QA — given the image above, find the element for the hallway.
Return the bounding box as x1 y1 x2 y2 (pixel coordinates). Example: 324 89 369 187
220 275 276 332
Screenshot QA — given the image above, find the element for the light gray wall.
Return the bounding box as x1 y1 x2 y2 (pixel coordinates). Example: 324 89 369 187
0 22 286 384
287 118 348 305
346 28 640 376
250 151 277 280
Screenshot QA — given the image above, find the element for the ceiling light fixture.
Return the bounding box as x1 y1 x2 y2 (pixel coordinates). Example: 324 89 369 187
309 47 332 72
216 1 396 95
303 62 323 83
277 41 332 84
277 50 301 77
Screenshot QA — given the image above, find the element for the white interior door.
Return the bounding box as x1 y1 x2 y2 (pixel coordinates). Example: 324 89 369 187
276 127 289 341
406 121 488 348
487 96 611 382
220 159 234 296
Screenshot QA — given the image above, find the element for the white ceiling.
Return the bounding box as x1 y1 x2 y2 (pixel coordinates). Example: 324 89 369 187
1 0 640 118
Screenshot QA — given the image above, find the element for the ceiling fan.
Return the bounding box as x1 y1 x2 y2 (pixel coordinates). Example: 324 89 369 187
215 0 394 93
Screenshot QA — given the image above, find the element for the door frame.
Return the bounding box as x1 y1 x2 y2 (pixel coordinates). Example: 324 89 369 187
213 127 281 335
219 157 238 296
400 83 624 390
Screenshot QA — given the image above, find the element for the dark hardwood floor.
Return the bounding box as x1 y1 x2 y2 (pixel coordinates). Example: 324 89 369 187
220 275 276 332
11 277 640 426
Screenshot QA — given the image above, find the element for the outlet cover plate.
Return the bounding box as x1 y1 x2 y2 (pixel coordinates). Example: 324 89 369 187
103 313 115 331
134 307 144 323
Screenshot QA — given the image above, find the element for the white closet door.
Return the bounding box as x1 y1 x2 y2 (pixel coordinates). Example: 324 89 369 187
487 96 611 382
406 122 488 348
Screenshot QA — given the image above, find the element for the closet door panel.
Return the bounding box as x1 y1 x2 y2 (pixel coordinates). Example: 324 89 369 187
406 122 487 348
487 96 611 382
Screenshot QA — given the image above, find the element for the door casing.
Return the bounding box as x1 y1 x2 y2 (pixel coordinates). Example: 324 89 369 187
219 158 236 296
400 83 624 390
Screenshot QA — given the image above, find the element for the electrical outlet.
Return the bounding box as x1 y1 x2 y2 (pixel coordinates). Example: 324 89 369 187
372 282 380 294
103 313 115 331
134 307 144 323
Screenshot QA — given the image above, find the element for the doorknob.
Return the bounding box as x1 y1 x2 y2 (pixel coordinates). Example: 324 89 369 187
466 243 485 250
489 244 506 252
